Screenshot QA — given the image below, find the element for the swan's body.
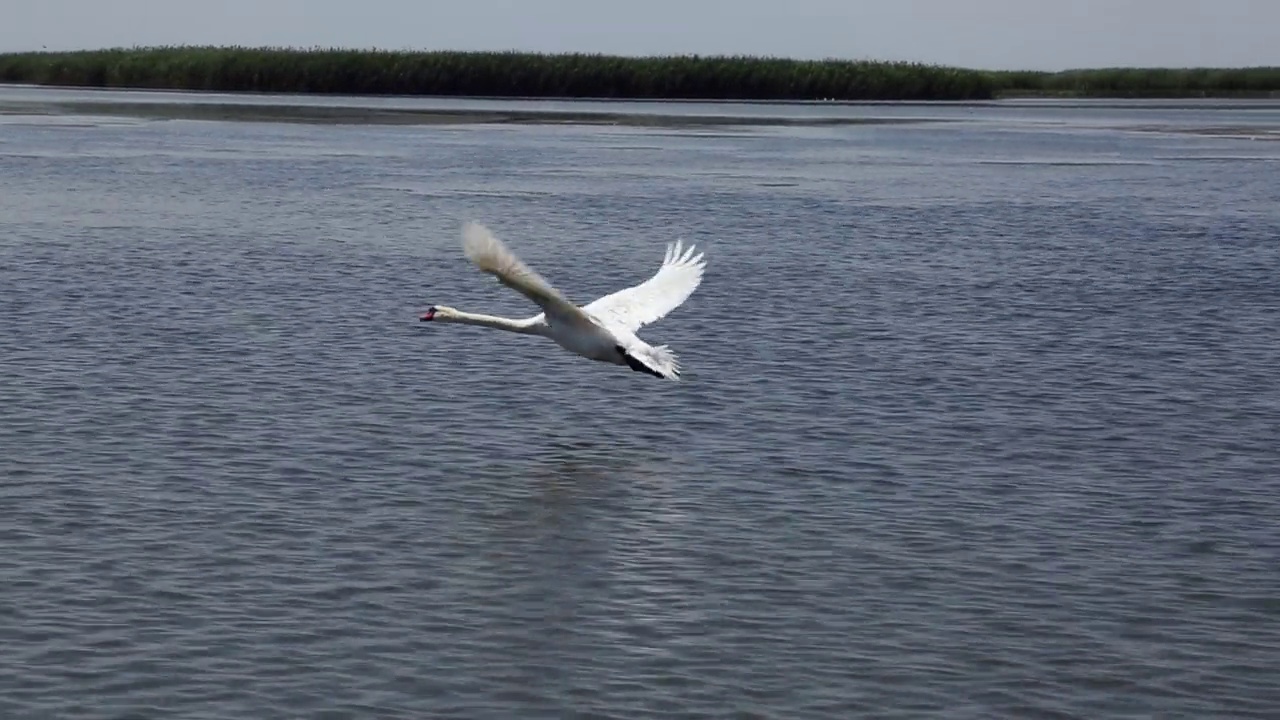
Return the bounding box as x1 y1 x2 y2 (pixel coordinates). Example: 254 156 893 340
421 222 706 380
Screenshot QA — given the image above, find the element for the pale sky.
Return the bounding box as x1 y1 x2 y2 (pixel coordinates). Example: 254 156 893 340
2 0 1275 71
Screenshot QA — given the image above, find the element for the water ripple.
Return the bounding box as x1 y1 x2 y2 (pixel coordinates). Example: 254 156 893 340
2 100 1279 719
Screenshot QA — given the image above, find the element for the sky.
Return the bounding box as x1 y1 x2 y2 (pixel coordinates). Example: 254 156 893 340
2 0 1275 71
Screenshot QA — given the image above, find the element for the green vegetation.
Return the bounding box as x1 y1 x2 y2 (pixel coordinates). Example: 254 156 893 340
0 47 1276 101
990 67 1280 98
0 46 994 100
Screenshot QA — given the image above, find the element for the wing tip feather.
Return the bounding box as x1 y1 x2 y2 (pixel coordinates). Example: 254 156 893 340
461 220 498 268
663 238 706 270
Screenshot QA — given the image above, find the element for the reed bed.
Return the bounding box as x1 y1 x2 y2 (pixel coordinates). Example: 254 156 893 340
1 47 1276 101
991 66 1280 97
0 46 994 100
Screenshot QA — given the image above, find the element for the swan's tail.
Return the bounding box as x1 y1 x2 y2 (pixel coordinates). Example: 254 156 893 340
627 343 681 381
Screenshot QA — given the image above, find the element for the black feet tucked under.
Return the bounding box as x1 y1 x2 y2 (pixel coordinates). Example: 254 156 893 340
618 347 664 378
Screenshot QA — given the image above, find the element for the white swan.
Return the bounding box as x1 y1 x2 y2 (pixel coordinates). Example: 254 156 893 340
420 221 707 380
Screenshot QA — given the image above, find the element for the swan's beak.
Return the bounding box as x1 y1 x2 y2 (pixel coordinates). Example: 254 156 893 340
419 307 436 322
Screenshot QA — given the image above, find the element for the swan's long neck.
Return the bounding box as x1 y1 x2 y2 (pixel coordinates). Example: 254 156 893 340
440 310 542 335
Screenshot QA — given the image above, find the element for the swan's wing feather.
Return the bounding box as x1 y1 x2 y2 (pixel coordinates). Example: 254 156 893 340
585 240 706 332
462 221 598 328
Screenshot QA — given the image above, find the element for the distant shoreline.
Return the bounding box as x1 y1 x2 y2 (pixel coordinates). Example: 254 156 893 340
2 47 1278 102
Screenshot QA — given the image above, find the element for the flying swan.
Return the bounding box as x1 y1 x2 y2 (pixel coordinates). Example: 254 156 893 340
420 221 707 380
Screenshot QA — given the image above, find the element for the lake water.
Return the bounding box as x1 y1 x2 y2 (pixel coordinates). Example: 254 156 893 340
2 86 1279 719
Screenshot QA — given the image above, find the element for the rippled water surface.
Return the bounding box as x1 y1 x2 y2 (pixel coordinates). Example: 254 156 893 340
3 90 1280 719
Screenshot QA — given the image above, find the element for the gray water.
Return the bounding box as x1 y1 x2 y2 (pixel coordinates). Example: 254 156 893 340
2 88 1280 719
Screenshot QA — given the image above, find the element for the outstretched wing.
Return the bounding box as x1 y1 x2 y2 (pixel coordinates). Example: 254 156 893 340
461 221 598 328
585 240 707 333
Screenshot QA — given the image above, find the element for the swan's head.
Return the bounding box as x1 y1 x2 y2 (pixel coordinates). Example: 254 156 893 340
419 305 455 322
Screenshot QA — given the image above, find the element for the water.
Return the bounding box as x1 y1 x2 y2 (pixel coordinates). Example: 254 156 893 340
2 87 1279 719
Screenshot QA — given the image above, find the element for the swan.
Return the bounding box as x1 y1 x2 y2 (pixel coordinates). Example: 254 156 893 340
420 221 706 380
